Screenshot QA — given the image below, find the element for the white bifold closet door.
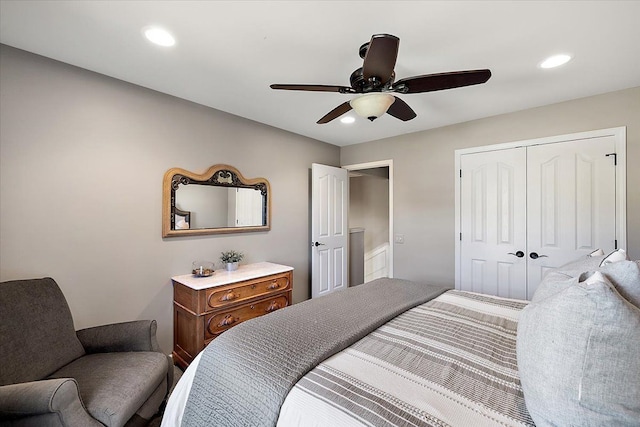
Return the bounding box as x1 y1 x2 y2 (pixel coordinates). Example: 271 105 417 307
460 135 617 300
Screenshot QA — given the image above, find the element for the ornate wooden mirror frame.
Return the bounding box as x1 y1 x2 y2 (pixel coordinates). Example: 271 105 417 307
162 164 271 237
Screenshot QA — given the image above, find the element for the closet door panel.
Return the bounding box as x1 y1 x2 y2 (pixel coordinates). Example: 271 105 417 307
460 148 527 299
526 136 616 298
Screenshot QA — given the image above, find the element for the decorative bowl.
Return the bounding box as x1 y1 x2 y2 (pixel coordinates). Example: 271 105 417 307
192 261 214 277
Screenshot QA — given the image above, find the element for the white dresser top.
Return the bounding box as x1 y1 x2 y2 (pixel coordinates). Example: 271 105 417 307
172 261 293 290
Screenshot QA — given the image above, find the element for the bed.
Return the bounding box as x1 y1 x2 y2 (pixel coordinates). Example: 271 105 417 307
162 252 640 427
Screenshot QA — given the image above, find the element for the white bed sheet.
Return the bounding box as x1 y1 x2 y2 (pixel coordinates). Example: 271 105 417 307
160 351 202 427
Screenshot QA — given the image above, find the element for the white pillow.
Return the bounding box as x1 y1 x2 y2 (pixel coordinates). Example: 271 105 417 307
600 248 629 266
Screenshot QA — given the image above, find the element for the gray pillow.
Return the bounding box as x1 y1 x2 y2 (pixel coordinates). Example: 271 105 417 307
531 270 577 302
531 254 602 302
533 255 640 306
517 272 640 426
531 249 640 307
595 260 640 309
555 253 606 277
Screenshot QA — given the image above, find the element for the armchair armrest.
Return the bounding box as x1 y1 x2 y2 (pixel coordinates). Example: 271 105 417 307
76 320 160 353
0 379 102 426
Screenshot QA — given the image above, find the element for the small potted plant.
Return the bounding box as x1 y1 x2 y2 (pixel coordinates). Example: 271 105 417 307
220 250 244 271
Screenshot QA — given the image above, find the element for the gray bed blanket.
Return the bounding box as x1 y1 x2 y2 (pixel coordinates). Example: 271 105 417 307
181 278 449 427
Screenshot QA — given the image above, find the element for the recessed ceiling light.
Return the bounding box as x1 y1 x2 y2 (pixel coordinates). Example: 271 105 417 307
143 27 176 47
340 116 356 124
539 54 572 69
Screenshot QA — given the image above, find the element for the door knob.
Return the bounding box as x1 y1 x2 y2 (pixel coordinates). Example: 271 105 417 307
529 252 548 259
508 251 525 258
312 241 325 247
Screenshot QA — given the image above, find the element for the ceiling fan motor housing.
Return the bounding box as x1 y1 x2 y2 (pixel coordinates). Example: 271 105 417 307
358 42 370 59
350 68 391 93
350 68 367 91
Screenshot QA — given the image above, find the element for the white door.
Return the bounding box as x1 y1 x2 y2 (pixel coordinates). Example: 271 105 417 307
460 148 528 299
235 188 264 226
526 136 617 297
311 163 348 298
459 134 619 300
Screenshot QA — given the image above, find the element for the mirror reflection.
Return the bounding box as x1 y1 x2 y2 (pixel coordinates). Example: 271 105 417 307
174 186 265 229
162 164 271 237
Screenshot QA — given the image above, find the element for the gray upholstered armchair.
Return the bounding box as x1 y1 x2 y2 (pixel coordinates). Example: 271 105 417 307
0 277 173 427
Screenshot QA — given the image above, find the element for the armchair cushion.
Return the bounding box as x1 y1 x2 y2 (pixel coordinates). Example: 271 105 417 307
48 352 168 427
0 278 85 385
77 320 174 392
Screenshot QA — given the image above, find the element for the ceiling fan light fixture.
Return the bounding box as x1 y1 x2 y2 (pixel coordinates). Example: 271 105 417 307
350 93 395 121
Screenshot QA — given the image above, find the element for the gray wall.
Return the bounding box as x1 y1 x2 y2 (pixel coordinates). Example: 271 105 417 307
342 86 640 287
0 45 340 352
349 173 389 253
175 185 228 229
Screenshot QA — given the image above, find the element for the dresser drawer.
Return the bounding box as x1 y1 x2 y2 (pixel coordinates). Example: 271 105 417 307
205 294 289 337
206 273 290 309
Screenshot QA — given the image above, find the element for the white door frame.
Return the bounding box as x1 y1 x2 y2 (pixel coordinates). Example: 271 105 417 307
454 126 627 290
342 159 394 278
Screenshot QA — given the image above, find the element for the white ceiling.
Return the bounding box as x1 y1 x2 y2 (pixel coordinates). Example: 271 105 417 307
1 1 639 147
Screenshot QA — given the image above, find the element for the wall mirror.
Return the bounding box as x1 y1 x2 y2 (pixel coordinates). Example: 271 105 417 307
162 164 271 237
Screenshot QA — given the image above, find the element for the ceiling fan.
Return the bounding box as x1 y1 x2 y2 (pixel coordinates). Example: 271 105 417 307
270 34 491 124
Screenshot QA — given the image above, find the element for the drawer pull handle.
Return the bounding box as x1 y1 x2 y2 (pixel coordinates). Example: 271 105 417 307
267 282 280 290
266 301 281 312
221 291 237 301
218 315 236 327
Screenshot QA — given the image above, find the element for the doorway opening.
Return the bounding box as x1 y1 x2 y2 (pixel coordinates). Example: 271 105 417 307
343 160 393 285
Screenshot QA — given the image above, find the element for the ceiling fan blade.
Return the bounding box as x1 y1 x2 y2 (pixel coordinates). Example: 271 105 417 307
270 84 352 93
393 69 491 94
362 34 399 83
386 97 417 121
317 102 352 124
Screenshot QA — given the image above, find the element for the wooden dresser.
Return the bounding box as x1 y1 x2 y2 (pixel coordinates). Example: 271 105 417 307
172 262 293 369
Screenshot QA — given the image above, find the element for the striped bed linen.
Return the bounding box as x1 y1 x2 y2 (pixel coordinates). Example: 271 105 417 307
277 290 535 427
